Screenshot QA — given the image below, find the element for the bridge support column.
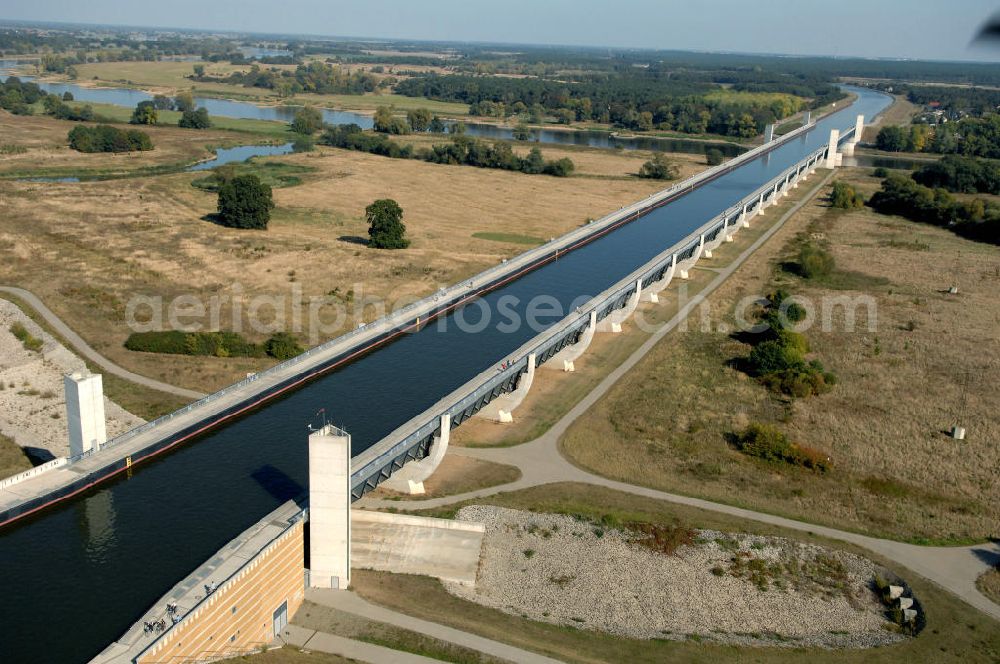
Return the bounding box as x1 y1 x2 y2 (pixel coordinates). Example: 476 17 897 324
308 425 351 590
763 123 775 143
802 111 811 126
380 414 451 495
842 114 864 156
740 204 750 228
679 236 704 280
825 129 840 169
476 354 536 423
756 191 766 217
645 254 676 304
65 371 107 457
597 279 642 332
547 310 598 371
770 182 781 206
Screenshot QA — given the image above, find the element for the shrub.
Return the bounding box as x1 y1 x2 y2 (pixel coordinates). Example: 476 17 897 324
10 322 43 352
292 135 315 153
179 107 212 129
797 244 835 279
830 181 864 209
216 174 274 230
733 423 831 473
124 331 265 357
747 340 802 376
705 148 724 166
872 167 889 178
68 125 153 153
289 106 323 135
638 153 680 180
265 332 303 360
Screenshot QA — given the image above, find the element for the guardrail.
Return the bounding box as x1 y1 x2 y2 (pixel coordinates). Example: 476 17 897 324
60 112 827 469
350 143 830 497
0 457 68 490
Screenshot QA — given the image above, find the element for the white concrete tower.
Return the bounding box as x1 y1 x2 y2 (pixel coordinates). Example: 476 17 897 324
802 111 812 126
308 424 351 590
824 129 840 169
64 372 107 457
763 124 775 143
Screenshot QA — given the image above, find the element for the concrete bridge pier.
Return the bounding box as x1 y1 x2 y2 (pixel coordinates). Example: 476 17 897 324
546 310 598 371
739 204 750 228
678 235 705 279
770 181 782 207
842 114 865 156
824 129 841 169
65 371 107 457
704 219 729 258
380 414 451 495
756 191 767 217
475 353 536 423
597 279 642 333
646 254 677 302
763 123 775 143
308 425 351 590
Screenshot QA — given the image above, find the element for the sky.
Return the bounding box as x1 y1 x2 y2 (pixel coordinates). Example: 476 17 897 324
3 0 1000 62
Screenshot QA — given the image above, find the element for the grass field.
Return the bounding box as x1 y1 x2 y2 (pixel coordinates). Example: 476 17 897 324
0 116 673 395
561 170 1000 544
219 650 350 664
352 483 1000 664
0 112 253 178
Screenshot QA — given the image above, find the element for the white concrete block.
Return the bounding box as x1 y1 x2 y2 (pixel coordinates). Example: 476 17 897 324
903 608 917 622
563 360 575 372
64 372 107 457
888 585 904 600
680 270 690 280
898 597 913 609
498 410 513 423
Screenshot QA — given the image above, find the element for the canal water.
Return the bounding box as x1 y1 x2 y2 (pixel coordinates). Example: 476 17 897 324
0 86 891 663
0 60 743 156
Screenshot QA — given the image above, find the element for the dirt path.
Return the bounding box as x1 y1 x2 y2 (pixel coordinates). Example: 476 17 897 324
0 287 205 400
358 173 1000 623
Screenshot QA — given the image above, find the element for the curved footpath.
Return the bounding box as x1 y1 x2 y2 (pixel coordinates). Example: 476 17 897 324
359 174 1000 623
0 286 204 400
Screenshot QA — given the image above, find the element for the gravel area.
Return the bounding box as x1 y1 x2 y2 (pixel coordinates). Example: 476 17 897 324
448 505 908 649
0 300 144 462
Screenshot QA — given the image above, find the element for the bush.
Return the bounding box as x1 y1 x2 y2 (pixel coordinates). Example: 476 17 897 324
733 423 831 473
129 101 158 125
68 125 153 153
179 107 212 129
292 135 315 153
872 167 889 178
797 244 835 279
10 322 43 352
638 154 680 180
830 181 864 209
265 332 303 360
705 148 724 166
124 331 265 357
216 174 274 230
290 106 323 135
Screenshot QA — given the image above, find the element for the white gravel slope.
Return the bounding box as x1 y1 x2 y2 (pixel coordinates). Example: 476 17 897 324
0 300 144 462
448 505 907 649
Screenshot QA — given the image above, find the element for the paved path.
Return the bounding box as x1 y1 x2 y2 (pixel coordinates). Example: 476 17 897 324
360 174 1000 623
308 588 559 664
282 623 442 664
0 286 205 400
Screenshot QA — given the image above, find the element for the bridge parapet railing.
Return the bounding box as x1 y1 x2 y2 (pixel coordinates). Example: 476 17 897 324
351 145 828 496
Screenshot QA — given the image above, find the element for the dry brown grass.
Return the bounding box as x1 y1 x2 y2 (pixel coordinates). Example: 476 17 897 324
0 125 669 393
562 170 1000 544
0 431 32 479
978 567 1000 607
0 111 244 177
371 454 521 500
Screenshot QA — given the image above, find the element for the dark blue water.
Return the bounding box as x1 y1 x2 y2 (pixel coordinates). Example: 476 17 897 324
0 60 742 156
0 87 890 664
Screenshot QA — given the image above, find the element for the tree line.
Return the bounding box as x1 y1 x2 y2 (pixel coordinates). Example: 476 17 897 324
394 73 813 136
875 116 1000 159
192 61 379 97
316 122 575 176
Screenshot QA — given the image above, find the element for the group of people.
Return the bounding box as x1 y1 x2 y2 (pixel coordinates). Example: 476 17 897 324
142 619 166 635
142 601 183 637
